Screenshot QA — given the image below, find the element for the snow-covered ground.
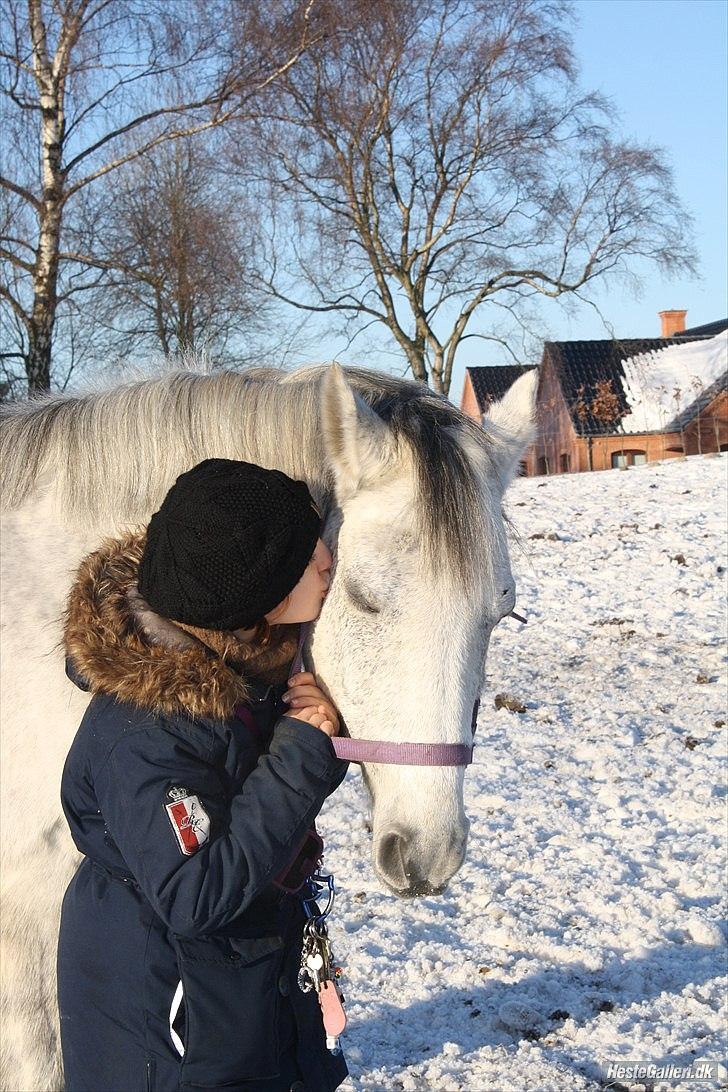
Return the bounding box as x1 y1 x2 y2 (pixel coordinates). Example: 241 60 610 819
319 453 728 1092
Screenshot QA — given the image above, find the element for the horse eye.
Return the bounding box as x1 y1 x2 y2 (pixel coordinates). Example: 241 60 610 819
345 580 381 615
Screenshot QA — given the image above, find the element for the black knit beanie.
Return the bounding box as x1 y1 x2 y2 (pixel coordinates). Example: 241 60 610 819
137 458 322 630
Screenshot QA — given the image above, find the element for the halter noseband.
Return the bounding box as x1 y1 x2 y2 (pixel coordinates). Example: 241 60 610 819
292 623 477 767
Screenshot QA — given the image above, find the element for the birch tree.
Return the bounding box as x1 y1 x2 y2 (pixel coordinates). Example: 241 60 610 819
0 0 316 391
250 0 695 395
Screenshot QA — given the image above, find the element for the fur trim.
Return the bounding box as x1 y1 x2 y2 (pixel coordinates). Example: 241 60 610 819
63 530 299 720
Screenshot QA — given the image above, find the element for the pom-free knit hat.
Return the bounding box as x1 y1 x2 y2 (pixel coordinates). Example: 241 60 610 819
137 458 322 630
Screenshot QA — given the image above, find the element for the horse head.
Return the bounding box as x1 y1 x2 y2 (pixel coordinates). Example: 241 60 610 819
305 364 537 896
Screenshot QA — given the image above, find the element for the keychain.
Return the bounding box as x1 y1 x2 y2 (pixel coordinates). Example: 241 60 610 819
297 869 348 1053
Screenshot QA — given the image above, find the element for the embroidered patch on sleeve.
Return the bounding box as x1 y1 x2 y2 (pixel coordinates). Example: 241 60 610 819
165 786 211 856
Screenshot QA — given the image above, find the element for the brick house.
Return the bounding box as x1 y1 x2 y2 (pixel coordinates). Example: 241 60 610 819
461 312 728 475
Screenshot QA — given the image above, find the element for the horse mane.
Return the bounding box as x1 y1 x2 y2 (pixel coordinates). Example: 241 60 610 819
0 360 495 587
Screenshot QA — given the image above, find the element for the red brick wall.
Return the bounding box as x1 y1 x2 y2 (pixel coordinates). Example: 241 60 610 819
460 373 481 421
683 391 728 454
587 433 686 470
524 353 581 474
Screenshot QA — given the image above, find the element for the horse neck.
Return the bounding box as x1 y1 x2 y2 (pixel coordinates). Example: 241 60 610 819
3 370 331 531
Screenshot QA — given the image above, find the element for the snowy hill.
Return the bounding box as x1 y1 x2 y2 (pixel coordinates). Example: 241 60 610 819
319 454 728 1092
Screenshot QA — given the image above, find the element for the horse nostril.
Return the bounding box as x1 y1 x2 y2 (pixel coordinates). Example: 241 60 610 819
376 827 411 888
376 828 449 896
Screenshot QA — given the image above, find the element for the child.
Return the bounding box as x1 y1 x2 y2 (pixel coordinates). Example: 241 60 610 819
57 458 350 1092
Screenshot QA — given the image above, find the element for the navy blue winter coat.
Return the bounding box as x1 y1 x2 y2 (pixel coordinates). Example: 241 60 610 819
57 532 350 1092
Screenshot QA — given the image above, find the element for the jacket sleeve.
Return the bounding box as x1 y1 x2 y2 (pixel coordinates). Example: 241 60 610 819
94 714 343 938
326 752 349 797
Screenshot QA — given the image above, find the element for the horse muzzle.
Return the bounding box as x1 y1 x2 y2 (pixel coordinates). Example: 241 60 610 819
373 822 469 898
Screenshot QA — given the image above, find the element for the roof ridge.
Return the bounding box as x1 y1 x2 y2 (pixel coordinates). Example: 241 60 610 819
544 334 715 347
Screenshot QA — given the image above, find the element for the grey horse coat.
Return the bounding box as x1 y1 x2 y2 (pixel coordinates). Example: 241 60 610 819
57 531 349 1091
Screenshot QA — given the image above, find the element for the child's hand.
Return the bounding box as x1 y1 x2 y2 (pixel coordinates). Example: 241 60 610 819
282 672 340 738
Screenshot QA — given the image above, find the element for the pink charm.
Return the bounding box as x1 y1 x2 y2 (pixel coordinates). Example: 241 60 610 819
318 980 347 1036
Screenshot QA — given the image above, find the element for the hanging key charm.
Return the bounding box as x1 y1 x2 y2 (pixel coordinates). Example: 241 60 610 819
318 977 347 1053
310 922 347 1054
298 919 334 992
297 923 320 993
305 948 325 992
297 960 313 993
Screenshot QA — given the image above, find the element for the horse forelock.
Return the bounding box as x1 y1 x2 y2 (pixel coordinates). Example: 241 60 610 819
0 361 498 588
341 366 497 593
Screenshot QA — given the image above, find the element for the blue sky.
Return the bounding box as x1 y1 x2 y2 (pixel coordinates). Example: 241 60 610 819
290 0 728 404
569 0 727 334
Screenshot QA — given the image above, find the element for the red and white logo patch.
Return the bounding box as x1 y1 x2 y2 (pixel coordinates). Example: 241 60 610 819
165 786 211 856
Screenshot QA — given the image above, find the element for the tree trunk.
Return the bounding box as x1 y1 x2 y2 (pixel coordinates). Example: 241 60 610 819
26 319 53 392
27 200 62 392
430 347 445 395
27 1 66 393
402 341 427 385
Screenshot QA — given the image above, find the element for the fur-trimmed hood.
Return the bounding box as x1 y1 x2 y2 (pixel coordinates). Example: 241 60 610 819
63 530 299 721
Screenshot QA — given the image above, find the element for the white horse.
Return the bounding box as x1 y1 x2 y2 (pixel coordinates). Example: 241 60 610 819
0 360 536 1090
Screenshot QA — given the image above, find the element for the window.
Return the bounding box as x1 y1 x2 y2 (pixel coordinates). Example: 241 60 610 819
560 453 571 472
611 449 647 468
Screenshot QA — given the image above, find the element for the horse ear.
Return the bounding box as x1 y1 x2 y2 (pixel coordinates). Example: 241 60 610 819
482 368 538 488
321 363 392 502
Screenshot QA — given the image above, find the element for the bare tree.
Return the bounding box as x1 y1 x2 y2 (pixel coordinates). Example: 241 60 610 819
248 0 695 394
73 138 269 361
0 0 317 391
672 386 686 454
689 374 704 455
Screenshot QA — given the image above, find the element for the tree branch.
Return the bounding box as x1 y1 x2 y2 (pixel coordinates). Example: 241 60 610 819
0 282 32 329
0 173 41 210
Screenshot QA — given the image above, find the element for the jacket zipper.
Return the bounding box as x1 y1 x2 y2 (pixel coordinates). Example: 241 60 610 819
146 1058 155 1091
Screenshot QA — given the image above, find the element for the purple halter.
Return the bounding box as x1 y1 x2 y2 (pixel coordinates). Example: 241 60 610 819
291 623 477 767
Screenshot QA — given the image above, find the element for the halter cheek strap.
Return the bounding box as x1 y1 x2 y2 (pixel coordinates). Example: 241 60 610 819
292 622 476 767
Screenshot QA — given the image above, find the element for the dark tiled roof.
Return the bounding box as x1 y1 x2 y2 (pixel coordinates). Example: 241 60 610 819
466 364 536 413
680 318 728 338
543 335 724 436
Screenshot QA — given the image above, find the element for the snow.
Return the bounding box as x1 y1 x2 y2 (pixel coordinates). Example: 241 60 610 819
319 453 728 1091
620 331 728 434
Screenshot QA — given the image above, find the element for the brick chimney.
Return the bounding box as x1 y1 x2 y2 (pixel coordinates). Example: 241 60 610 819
659 309 687 337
